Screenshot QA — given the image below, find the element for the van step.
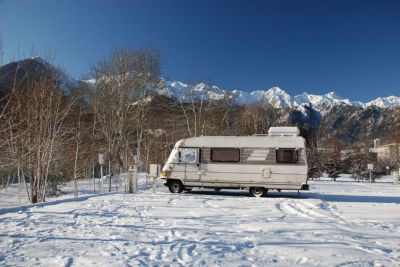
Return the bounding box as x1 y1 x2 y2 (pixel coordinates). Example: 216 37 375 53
300 184 309 190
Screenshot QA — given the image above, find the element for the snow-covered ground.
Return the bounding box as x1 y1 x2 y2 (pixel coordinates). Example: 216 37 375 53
1 175 399 266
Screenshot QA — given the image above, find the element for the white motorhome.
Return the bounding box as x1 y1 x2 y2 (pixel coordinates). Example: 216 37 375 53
160 127 309 197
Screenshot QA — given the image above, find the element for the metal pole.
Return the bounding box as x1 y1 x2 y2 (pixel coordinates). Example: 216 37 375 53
100 164 103 192
18 166 21 206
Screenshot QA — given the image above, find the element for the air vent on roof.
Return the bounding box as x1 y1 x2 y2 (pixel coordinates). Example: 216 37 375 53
268 127 300 137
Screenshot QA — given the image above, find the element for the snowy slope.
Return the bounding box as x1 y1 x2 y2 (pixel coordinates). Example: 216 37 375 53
158 80 400 110
0 175 399 266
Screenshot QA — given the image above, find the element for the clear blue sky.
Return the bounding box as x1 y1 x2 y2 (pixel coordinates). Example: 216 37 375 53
0 0 399 101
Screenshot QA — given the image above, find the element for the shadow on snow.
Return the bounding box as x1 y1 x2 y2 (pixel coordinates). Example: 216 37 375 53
187 190 400 204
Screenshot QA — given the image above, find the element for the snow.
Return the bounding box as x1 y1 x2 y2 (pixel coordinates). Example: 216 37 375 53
83 79 96 85
158 80 400 110
1 175 400 266
81 77 400 109
366 96 400 109
264 87 293 109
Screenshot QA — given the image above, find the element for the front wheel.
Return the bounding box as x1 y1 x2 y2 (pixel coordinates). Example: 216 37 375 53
249 187 265 197
168 180 184 193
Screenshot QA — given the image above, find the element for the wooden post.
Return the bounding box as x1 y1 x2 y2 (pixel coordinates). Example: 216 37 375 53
133 165 138 194
92 161 95 194
128 171 133 194
152 177 157 194
108 174 112 192
393 171 399 185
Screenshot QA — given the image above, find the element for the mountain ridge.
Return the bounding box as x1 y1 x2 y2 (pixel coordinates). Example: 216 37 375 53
159 80 400 112
2 58 399 111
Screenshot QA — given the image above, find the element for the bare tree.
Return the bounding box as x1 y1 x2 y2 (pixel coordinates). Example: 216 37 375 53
92 48 161 189
178 84 214 137
217 93 237 136
4 67 75 203
387 124 400 169
0 33 3 66
349 146 369 182
72 108 82 197
323 136 343 181
236 102 277 135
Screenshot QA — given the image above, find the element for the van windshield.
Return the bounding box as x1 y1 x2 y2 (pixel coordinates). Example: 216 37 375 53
166 148 180 163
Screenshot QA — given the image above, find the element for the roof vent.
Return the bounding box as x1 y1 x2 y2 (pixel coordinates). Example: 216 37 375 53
268 127 300 137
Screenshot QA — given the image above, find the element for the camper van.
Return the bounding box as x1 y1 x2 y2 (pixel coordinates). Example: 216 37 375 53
160 127 309 197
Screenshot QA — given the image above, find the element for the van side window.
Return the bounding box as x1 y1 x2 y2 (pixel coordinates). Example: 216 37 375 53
276 149 298 163
211 148 240 162
179 148 200 164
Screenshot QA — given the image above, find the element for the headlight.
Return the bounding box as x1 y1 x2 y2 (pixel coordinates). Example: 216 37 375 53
161 170 170 177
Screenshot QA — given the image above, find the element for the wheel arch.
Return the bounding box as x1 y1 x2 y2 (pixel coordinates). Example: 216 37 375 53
166 178 184 186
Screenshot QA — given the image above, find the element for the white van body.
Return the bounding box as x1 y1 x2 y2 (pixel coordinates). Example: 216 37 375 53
160 127 309 196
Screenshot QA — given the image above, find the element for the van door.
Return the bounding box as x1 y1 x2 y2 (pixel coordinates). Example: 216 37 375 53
270 148 306 185
178 147 201 182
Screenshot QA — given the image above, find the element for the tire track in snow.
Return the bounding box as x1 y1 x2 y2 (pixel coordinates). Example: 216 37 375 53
277 199 325 221
277 199 400 264
1 179 399 266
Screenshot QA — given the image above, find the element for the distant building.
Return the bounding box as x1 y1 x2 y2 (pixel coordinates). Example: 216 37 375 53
341 149 355 155
370 138 400 163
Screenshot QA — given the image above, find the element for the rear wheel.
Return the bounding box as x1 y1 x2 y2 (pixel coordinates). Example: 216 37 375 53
249 187 265 197
168 180 184 193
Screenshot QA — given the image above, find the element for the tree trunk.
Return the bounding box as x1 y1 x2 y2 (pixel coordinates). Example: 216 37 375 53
128 171 133 194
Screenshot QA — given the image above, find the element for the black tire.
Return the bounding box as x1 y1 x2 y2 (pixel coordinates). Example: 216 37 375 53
168 180 184 193
249 187 265 197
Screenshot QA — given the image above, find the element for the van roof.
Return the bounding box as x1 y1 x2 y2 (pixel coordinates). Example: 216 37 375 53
177 135 306 149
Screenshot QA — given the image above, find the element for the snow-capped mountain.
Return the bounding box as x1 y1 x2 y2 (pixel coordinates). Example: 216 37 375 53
2 57 399 111
365 96 400 108
159 80 400 111
158 81 228 102
83 76 400 111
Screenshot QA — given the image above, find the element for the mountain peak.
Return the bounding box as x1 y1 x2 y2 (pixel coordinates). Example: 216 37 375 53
263 87 292 108
30 56 49 66
267 86 285 92
325 91 342 99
